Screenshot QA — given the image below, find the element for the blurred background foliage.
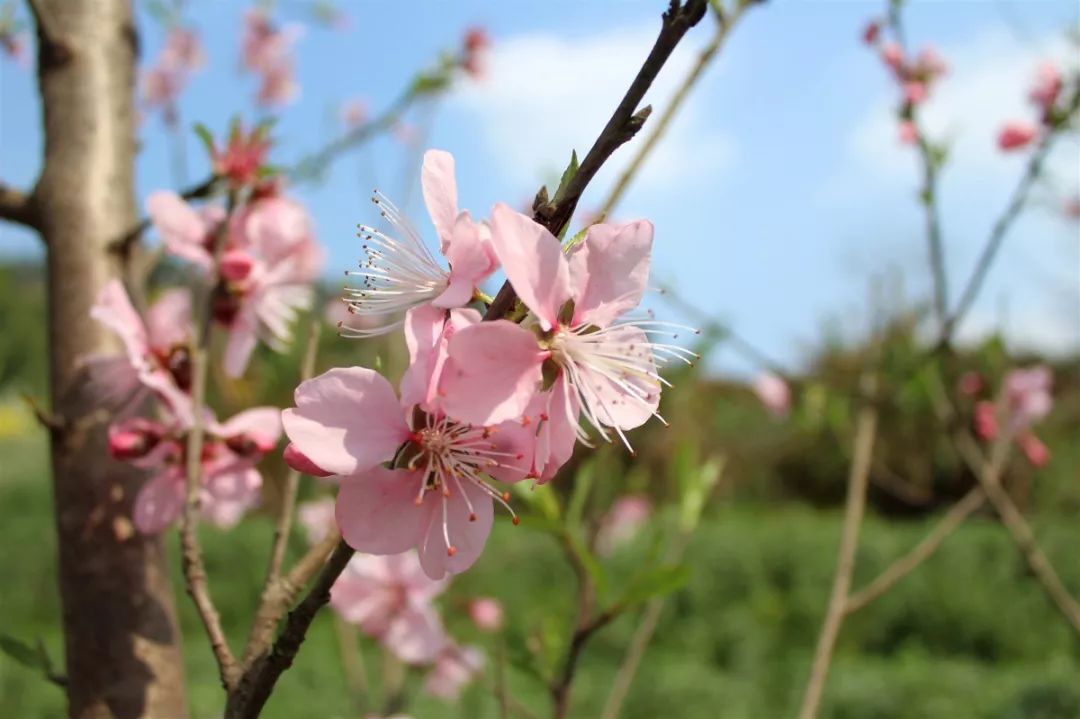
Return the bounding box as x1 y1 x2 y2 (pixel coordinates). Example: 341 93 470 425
0 268 1077 717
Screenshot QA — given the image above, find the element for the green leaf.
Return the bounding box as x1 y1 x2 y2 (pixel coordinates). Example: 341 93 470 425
564 529 609 599
0 633 47 672
617 564 690 609
679 457 724 533
511 481 561 521
563 224 590 252
565 459 596 530
193 123 216 156
553 150 579 203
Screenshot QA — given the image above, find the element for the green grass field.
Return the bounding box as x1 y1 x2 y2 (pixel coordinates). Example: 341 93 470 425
3 431 1080 719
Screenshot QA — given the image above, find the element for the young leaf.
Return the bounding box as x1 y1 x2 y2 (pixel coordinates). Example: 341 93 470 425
193 123 216 157
617 564 690 609
553 150 579 203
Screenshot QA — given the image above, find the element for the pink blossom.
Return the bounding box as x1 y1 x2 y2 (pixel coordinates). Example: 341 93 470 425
257 63 299 108
148 188 322 377
1003 366 1052 432
161 27 205 73
298 498 337 544
596 495 653 556
141 66 185 125
340 99 368 129
997 121 1038 151
914 46 948 80
424 644 484 700
898 120 918 145
957 371 984 397
880 42 904 73
330 552 448 663
88 281 194 423
0 30 27 67
903 81 927 105
440 204 689 453
284 443 333 477
467 597 504 632
113 406 280 533
1029 62 1062 117
283 309 534 578
461 26 490 79
974 400 998 442
1017 432 1049 468
342 150 497 336
753 372 791 419
211 124 272 189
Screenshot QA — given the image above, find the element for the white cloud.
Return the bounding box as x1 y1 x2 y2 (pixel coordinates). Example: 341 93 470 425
448 23 737 198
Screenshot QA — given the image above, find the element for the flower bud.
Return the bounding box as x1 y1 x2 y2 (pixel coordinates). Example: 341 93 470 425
468 597 504 632
220 249 255 282
284 443 333 477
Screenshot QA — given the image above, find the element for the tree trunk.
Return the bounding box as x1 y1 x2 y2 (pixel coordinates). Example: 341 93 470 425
31 1 189 717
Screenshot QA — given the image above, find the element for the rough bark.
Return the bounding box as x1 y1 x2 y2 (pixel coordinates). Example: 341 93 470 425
30 1 189 717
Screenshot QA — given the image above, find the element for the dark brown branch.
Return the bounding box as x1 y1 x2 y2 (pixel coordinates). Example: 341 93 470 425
0 182 37 229
225 539 355 719
486 0 710 322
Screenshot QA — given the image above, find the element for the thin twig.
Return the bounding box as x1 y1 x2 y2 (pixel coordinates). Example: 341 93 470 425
844 486 986 614
486 0 710 321
797 390 879 719
0 182 36 229
598 0 750 219
265 322 322 586
180 191 240 688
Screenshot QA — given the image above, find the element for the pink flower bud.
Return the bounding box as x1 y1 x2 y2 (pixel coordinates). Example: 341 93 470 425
915 46 948 79
1018 433 1049 469
997 121 1038 151
753 372 791 419
957 371 984 397
898 120 918 145
468 597 504 632
903 81 927 105
220 250 255 282
974 401 998 441
108 420 163 461
880 42 904 72
862 21 881 46
1029 62 1062 116
284 443 334 477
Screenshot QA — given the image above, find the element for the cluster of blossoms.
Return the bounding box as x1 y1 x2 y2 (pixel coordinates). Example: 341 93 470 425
863 19 948 145
89 281 282 532
997 62 1069 152
142 26 205 126
960 366 1053 468
300 501 489 702
87 127 319 533
241 8 302 107
282 149 690 579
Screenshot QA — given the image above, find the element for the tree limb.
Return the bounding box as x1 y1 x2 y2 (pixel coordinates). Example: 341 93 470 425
0 182 37 229
486 0 710 321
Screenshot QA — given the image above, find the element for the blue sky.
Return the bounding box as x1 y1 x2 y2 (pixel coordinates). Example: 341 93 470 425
1 0 1078 376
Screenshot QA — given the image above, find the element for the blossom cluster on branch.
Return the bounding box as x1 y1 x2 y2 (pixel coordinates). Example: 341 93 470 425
282 149 692 579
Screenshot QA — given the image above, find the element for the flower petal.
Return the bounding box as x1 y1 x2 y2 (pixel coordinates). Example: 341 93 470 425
572 325 660 432
145 288 192 351
421 149 459 251
440 320 545 426
489 203 570 331
283 443 334 477
383 604 448 665
336 468 427 555
147 191 214 269
434 212 497 309
133 468 185 534
283 367 410 476
90 279 149 366
416 478 494 579
569 220 653 328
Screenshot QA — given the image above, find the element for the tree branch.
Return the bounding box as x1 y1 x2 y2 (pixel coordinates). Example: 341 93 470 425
0 182 37 229
486 0 710 321
797 383 878 719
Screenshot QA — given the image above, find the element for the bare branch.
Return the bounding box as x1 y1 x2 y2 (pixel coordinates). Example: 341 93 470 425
797 389 878 719
485 0 710 321
0 182 37 229
26 0 73 67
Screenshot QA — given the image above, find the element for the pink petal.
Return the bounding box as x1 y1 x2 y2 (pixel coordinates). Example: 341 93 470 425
569 220 653 328
336 468 427 555
433 212 497 309
534 372 579 483
146 191 214 269
216 406 282 450
383 604 448 665
416 478 493 579
284 443 334 477
400 305 448 411
421 149 459 251
573 325 660 432
90 279 149 366
284 367 410 476
202 466 262 528
440 320 545 426
483 417 535 484
489 203 571 331
133 467 185 534
145 288 192 352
